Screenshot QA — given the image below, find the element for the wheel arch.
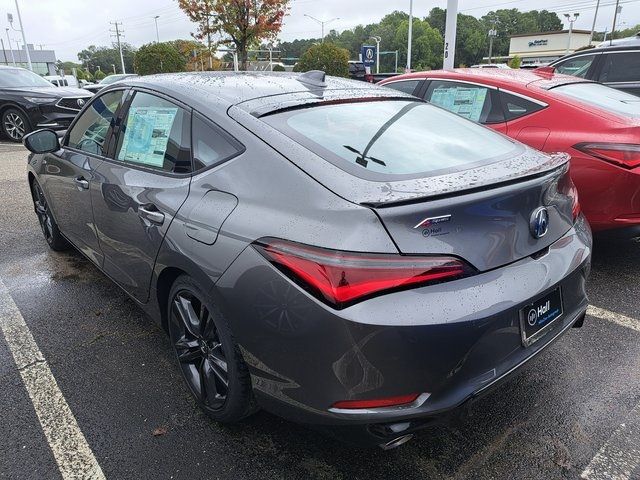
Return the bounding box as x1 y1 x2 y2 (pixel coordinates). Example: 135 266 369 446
0 103 33 129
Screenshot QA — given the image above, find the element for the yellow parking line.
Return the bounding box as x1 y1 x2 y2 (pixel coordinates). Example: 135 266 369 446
587 305 640 333
0 278 105 480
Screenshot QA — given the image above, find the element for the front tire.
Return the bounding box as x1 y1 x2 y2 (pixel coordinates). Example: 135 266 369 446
168 275 256 423
30 179 69 251
2 108 30 142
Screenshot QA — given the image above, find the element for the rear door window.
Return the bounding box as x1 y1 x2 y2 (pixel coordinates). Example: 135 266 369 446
264 100 519 178
599 52 640 83
192 113 243 171
114 91 191 174
423 80 503 123
554 54 597 78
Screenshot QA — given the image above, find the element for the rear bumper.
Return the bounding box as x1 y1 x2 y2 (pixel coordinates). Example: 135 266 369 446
215 216 592 446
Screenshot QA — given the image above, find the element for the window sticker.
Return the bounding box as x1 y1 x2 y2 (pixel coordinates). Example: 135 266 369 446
118 106 178 167
430 86 487 122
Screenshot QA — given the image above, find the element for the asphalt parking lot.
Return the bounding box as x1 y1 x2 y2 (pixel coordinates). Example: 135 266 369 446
0 142 639 480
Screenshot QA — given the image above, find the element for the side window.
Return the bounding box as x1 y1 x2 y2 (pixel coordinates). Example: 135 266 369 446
500 91 546 121
554 55 596 78
599 52 640 83
192 113 243 171
424 80 503 124
385 80 421 95
115 92 191 174
66 89 125 156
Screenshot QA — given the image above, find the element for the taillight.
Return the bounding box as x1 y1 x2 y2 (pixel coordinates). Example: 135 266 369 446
575 143 640 169
254 239 475 308
557 169 581 222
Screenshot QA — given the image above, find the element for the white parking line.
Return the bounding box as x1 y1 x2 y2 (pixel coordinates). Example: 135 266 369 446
0 278 105 480
581 402 640 480
587 305 640 333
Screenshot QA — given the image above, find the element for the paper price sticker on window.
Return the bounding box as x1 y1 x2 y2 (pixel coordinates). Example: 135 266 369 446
430 87 488 122
118 106 178 167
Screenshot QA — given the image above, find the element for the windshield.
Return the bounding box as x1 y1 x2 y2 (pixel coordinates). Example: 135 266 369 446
264 100 518 178
0 68 53 88
552 83 640 117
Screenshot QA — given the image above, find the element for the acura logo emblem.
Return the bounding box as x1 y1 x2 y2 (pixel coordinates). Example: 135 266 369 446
530 207 549 239
77 98 85 107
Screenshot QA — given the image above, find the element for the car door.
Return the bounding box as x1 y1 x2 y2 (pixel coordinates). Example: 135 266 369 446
421 79 507 133
91 89 192 302
598 51 640 97
41 88 127 265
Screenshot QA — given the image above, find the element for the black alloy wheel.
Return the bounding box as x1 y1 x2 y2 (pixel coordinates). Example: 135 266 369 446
31 179 68 251
168 276 255 422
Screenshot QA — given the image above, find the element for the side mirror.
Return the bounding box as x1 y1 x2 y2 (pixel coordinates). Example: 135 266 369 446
23 129 60 154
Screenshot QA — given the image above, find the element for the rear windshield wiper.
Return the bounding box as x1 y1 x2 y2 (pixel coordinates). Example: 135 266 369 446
343 145 387 168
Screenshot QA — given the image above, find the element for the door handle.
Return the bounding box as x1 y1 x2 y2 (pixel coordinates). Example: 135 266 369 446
138 205 165 225
73 176 89 189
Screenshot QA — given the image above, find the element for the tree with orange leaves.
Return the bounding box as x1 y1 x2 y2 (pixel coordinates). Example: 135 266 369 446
178 0 290 71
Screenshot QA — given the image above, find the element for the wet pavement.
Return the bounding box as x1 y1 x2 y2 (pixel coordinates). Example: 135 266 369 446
0 143 639 479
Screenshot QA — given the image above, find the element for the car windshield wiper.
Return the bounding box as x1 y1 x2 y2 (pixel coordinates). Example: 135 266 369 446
343 145 387 168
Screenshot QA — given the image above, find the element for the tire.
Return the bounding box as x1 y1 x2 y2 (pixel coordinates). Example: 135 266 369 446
168 275 256 423
2 108 30 142
30 179 69 251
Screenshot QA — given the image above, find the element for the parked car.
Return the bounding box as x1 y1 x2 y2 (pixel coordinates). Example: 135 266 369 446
82 73 138 93
596 32 640 48
348 60 366 80
23 71 591 449
380 69 640 236
43 75 79 88
548 45 640 96
470 63 511 69
0 66 92 141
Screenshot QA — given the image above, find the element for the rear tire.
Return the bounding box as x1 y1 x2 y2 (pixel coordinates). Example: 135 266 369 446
2 108 30 142
30 179 69 251
168 275 257 423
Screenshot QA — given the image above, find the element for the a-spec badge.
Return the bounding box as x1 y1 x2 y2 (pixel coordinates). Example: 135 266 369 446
414 214 452 229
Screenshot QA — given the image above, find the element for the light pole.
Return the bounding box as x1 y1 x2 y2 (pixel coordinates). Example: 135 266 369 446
4 29 15 65
611 1 621 45
488 27 497 64
564 13 580 54
303 14 339 42
589 0 600 44
407 0 413 72
443 0 459 70
369 36 381 74
8 1 32 71
154 15 160 43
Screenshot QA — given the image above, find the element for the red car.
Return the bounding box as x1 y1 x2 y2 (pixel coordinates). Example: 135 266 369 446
380 69 640 235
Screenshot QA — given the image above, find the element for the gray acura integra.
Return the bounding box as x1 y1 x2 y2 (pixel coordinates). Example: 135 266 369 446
23 71 592 449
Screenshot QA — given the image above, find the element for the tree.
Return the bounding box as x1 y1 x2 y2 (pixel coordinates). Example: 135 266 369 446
508 55 522 68
178 0 290 70
134 42 187 75
427 8 486 67
295 42 349 77
77 44 135 74
94 69 106 81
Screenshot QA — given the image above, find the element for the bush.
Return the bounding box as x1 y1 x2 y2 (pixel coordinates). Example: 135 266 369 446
94 69 106 81
508 55 522 69
296 42 349 78
272 64 286 72
134 42 187 75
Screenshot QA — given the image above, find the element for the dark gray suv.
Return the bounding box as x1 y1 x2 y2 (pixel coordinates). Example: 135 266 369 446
23 71 592 448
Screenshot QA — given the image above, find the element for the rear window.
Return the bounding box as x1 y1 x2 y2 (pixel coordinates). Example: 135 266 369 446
552 83 640 117
264 100 519 178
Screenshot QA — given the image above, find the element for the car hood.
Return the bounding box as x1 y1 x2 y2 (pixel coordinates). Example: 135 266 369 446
4 86 93 97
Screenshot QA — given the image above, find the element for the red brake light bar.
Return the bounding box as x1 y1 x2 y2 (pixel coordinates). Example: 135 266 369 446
331 393 420 410
254 239 475 308
575 143 640 169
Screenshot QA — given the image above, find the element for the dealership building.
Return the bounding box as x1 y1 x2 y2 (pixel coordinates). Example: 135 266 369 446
0 44 57 75
508 30 592 66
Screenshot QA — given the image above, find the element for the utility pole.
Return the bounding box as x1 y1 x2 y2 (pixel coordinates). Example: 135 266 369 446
4 29 15 65
303 15 339 42
154 15 160 43
0 39 7 65
611 0 621 45
12 1 31 71
564 13 580 54
407 0 413 72
488 26 497 64
370 36 381 74
110 21 126 74
443 0 459 70
589 0 600 44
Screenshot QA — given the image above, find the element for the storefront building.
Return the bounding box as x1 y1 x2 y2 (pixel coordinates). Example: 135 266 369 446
509 30 592 67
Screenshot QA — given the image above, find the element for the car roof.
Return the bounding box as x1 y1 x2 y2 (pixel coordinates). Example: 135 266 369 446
118 71 411 113
391 68 589 91
552 44 640 61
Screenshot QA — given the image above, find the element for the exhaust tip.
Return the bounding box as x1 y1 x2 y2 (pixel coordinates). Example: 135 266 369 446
379 434 414 450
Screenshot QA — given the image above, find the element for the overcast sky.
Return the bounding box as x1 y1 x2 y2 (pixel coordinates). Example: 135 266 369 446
5 0 640 62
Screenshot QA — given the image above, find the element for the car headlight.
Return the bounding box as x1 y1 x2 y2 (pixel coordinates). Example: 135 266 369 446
24 97 58 104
